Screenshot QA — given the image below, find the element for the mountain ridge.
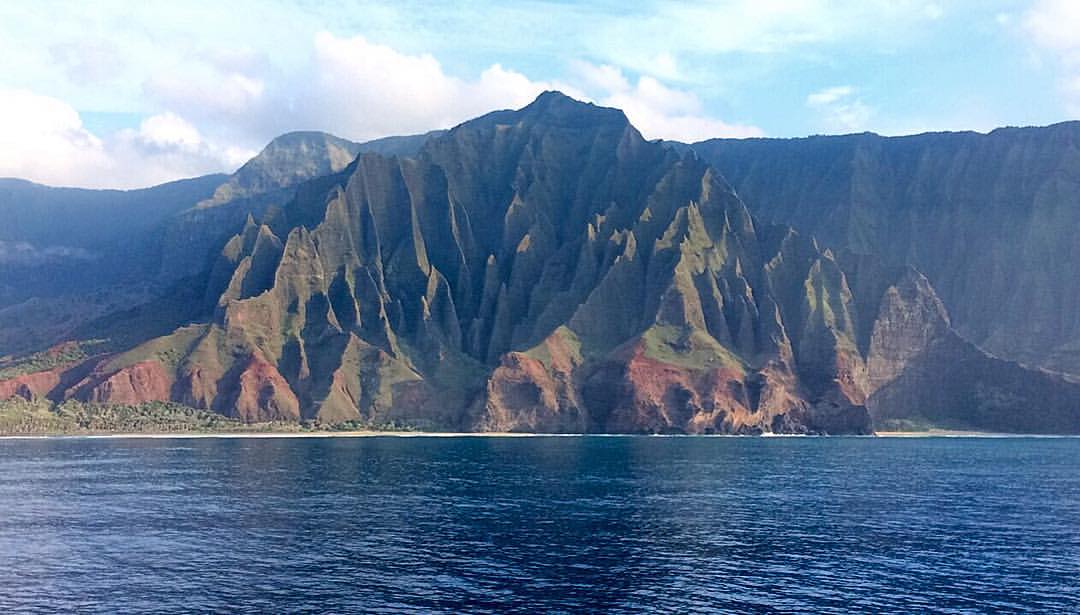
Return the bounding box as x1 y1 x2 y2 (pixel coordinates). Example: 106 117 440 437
690 120 1080 377
0 129 442 356
2 92 1078 434
3 92 1076 434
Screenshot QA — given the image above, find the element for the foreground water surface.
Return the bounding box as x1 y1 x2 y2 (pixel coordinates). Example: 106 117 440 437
0 436 1077 613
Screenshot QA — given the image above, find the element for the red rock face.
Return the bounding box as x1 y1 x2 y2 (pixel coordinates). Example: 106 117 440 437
479 337 872 435
57 351 299 423
231 353 300 422
481 352 584 432
478 327 589 432
316 366 362 424
174 366 222 411
382 379 442 425
0 369 63 401
587 345 762 434
79 360 173 405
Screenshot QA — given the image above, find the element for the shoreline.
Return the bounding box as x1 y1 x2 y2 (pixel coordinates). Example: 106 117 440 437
875 429 1009 437
0 430 542 440
1 430 1073 439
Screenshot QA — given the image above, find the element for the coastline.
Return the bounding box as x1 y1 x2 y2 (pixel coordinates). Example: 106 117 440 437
0 430 556 439
0 431 774 439
2 430 1072 439
874 429 1008 437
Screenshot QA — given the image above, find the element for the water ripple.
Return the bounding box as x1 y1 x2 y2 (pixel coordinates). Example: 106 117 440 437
0 436 1077 613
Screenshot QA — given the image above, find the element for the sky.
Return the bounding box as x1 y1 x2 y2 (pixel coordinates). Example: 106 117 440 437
0 0 1078 189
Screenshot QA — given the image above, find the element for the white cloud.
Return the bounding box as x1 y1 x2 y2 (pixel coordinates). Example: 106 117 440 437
602 75 764 141
1024 0 1080 117
2 1 1018 188
573 61 632 94
293 32 576 141
806 86 856 106
49 39 126 85
146 72 266 119
570 62 763 141
1024 0 1080 53
0 89 250 189
291 34 759 143
587 0 956 82
1 30 762 188
0 89 110 187
806 85 874 133
136 113 202 149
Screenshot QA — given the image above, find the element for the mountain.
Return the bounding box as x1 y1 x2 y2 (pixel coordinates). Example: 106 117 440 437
0 130 443 358
152 131 363 282
350 130 447 158
838 253 1080 433
132 130 443 282
0 174 227 249
690 123 1080 377
0 175 226 302
5 92 1076 434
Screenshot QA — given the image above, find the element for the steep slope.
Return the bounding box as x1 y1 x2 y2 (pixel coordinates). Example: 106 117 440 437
153 131 362 281
199 131 362 207
839 254 1080 433
153 130 439 282
0 175 225 305
351 130 446 158
0 130 436 304
691 124 1080 376
43 93 872 432
4 94 1078 433
0 174 226 250
0 130 381 357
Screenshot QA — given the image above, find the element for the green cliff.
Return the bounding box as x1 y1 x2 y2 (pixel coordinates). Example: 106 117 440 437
692 124 1080 377
3 94 1078 434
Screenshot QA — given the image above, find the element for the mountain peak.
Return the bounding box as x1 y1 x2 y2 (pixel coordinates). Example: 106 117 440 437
447 91 631 139
527 89 580 107
520 90 628 125
201 132 362 207
260 131 358 152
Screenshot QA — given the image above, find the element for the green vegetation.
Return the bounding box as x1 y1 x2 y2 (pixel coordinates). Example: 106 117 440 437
874 417 942 432
102 325 207 372
5 93 1077 435
0 339 110 380
0 398 412 436
641 324 745 371
693 124 1080 377
0 398 74 434
523 326 584 369
323 419 417 433
0 398 266 435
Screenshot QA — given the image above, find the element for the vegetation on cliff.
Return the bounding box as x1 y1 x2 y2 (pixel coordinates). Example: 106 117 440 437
691 124 1080 376
2 94 1078 434
0 398 414 435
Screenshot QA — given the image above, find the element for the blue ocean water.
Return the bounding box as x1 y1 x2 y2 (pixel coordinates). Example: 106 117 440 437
0 436 1077 613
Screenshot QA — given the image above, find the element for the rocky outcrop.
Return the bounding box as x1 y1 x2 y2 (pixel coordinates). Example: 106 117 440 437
868 333 1080 433
73 360 174 405
229 352 301 422
156 131 430 284
481 352 584 433
5 93 1079 434
58 93 881 432
691 124 1080 376
0 369 62 401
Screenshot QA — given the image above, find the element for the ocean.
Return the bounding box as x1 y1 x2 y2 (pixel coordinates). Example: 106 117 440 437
0 435 1077 613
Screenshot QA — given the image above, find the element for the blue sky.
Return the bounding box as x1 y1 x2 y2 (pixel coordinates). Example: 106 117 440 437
1 0 1077 188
